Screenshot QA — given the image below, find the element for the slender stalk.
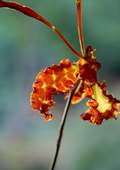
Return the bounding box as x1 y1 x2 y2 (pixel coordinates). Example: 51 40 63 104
0 0 81 58
50 1 85 169
50 79 82 170
76 0 85 56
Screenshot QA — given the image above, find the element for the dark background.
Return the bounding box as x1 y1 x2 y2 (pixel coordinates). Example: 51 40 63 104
0 0 120 169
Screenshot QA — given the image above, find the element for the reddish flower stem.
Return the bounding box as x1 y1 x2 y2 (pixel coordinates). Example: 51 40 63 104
50 79 82 170
0 0 81 58
76 0 85 56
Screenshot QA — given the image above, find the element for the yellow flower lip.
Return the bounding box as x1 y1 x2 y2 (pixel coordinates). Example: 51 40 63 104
92 83 112 113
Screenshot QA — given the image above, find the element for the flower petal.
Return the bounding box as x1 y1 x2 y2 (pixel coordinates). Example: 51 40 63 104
30 58 79 121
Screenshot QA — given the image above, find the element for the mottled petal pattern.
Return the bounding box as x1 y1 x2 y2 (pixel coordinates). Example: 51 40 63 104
30 58 79 121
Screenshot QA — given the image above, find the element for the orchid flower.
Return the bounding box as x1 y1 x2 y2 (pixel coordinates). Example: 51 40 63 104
0 0 119 125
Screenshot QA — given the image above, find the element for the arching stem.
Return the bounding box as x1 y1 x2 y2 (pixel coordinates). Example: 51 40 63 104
76 0 85 56
50 79 82 170
0 0 81 58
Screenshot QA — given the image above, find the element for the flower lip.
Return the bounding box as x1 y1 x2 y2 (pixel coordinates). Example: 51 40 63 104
81 82 120 125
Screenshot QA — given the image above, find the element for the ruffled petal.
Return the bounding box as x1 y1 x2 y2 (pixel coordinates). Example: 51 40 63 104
30 58 79 121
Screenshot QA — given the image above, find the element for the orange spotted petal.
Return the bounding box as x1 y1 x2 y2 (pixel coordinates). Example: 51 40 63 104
30 58 79 121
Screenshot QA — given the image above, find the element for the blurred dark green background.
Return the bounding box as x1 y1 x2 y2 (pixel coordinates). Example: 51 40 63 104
0 0 120 170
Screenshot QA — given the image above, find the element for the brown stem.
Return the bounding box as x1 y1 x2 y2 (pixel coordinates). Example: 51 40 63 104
76 0 85 56
50 79 82 170
0 0 81 58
